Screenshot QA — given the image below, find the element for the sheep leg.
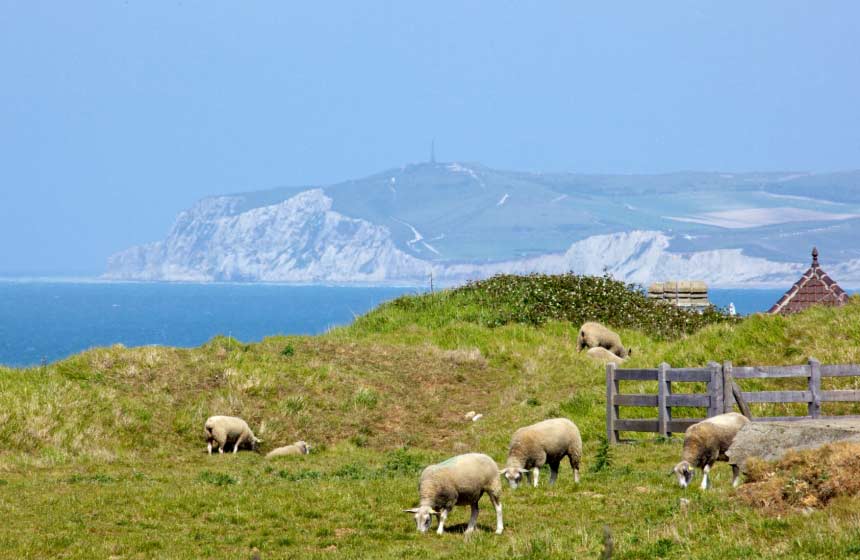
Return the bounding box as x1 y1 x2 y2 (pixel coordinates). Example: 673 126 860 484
731 464 741 488
700 464 711 490
207 442 213 455
465 503 479 534
233 433 246 454
436 509 448 535
489 492 503 535
568 454 580 483
532 467 540 488
549 465 559 485
210 428 226 454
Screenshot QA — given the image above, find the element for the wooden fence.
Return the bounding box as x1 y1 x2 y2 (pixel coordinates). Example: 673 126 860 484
606 358 860 443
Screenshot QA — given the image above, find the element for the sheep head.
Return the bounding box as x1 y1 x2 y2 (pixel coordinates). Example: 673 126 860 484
672 461 694 488
403 506 438 533
499 467 530 489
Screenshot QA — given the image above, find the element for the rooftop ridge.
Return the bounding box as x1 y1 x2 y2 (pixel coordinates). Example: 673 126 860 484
769 247 849 314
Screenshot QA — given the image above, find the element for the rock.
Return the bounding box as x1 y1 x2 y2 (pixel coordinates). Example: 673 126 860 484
727 419 860 471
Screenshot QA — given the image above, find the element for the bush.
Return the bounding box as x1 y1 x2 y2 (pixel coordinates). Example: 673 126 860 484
388 273 733 339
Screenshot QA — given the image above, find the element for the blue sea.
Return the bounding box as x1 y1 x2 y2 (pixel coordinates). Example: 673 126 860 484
0 282 418 367
0 281 833 367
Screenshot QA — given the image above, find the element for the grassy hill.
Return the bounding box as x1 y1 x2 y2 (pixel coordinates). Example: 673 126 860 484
2 276 860 559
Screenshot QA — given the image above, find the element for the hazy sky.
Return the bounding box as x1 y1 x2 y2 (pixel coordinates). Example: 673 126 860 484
1 1 858 275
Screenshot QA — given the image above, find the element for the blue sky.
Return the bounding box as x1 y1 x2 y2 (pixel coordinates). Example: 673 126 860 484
1 1 858 275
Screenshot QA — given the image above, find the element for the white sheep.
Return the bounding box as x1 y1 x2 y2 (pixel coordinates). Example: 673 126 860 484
586 346 626 366
500 418 582 488
265 440 310 458
204 415 262 454
672 412 750 489
403 453 503 535
577 322 630 358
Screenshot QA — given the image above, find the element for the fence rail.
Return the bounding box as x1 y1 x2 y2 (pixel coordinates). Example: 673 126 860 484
606 358 860 443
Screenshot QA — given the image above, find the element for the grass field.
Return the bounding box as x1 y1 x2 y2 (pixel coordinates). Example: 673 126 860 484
2 280 860 559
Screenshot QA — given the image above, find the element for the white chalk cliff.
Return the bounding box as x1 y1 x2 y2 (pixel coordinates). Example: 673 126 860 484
106 187 860 287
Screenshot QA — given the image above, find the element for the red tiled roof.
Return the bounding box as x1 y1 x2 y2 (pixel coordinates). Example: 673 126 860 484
769 247 849 314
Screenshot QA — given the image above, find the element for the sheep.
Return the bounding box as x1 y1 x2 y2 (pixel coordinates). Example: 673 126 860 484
577 322 630 358
500 418 582 489
671 412 750 490
265 440 310 458
403 453 503 536
586 346 626 366
204 415 262 454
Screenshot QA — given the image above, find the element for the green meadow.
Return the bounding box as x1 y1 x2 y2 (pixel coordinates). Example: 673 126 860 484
2 276 860 559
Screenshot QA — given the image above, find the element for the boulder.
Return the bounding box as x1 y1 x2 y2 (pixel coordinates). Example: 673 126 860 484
727 419 860 471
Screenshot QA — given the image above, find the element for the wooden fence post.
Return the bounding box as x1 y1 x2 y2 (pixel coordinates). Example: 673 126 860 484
809 357 822 418
606 363 618 444
707 361 722 418
722 361 734 414
723 360 753 419
657 362 670 438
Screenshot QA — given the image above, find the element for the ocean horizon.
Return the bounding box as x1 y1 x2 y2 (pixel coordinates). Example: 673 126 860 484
0 280 853 368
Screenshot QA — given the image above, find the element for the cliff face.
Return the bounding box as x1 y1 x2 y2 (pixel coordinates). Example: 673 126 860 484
106 190 431 282
106 163 860 286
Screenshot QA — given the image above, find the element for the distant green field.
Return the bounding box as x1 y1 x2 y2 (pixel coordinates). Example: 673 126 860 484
2 277 859 559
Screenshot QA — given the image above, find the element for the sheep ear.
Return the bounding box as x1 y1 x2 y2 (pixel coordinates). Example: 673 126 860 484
498 469 507 475
403 508 420 514
518 468 530 474
667 469 675 477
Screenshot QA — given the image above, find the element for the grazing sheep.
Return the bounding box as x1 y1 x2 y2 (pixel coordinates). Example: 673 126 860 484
672 412 750 489
586 346 626 366
204 415 262 454
265 440 310 458
500 418 582 489
403 453 503 535
577 322 630 358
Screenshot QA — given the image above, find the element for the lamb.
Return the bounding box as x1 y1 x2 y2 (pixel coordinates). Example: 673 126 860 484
672 412 750 489
265 440 310 458
577 322 630 358
586 346 626 366
500 418 582 488
204 415 262 454
403 453 503 535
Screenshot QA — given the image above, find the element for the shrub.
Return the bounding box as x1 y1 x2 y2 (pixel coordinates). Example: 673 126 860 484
386 273 733 340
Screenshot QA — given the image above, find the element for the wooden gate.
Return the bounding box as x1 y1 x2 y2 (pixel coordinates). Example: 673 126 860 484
606 358 860 443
